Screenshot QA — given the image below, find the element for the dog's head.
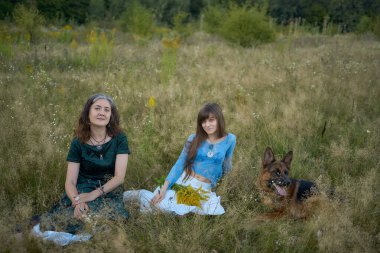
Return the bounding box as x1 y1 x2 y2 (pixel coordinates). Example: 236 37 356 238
258 147 293 197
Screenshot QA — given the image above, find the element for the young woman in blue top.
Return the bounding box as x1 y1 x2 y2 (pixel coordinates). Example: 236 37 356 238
124 102 236 215
33 94 130 245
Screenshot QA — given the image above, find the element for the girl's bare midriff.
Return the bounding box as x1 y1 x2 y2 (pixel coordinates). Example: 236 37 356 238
191 172 211 184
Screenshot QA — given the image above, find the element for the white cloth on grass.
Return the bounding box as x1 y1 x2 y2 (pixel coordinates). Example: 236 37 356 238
31 223 91 246
123 172 225 215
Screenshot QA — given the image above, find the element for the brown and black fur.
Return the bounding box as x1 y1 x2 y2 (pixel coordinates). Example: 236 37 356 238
257 147 318 219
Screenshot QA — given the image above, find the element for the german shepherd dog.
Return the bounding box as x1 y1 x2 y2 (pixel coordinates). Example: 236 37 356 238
257 147 318 219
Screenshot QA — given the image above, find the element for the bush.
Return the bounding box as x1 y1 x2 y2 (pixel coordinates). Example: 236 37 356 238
203 5 225 34
120 1 154 39
204 5 276 47
356 15 373 34
88 0 106 22
372 16 380 39
355 15 380 39
172 11 194 38
13 4 44 43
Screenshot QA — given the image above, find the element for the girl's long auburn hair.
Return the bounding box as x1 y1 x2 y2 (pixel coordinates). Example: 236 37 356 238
75 94 121 143
184 103 227 180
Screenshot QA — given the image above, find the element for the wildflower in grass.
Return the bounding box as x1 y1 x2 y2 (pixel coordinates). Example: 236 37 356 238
146 96 156 127
147 96 156 109
161 36 179 83
162 37 180 49
87 30 97 44
50 31 60 39
63 25 73 31
86 29 113 66
70 39 78 49
26 64 33 74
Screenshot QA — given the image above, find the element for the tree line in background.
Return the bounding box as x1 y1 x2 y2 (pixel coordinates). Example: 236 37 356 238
0 0 379 48
1 0 379 32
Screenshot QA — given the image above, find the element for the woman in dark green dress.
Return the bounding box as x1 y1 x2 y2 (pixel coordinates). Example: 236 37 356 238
33 94 130 245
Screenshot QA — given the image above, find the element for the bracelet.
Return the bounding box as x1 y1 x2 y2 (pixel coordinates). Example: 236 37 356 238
72 195 80 206
97 186 105 196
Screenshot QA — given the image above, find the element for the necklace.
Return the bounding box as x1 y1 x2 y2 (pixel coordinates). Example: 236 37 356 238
89 134 107 160
207 138 217 158
207 144 215 158
90 134 107 149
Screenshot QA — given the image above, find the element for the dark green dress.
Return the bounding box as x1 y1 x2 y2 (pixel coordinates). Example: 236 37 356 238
40 132 131 234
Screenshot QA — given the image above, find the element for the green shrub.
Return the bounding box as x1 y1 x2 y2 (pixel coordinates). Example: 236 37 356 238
356 15 373 34
221 6 276 47
86 29 114 66
0 24 13 58
354 15 380 39
88 0 106 22
203 5 225 34
120 1 154 39
0 42 13 59
203 5 276 47
13 4 44 43
172 11 194 38
373 16 380 39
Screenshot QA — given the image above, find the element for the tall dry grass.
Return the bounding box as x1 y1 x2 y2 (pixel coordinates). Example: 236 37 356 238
0 30 379 252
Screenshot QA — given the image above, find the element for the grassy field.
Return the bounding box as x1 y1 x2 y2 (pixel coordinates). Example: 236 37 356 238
0 28 379 252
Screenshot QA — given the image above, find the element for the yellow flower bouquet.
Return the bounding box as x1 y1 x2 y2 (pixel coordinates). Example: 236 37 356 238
153 176 210 207
176 185 209 207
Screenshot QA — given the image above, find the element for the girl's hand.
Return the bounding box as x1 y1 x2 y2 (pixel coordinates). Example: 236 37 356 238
151 189 166 205
151 180 169 205
74 202 89 220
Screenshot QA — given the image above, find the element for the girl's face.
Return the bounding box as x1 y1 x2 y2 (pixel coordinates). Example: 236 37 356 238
89 99 112 127
202 114 218 136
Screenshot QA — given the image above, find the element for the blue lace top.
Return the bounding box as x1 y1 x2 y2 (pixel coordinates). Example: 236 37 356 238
165 133 236 188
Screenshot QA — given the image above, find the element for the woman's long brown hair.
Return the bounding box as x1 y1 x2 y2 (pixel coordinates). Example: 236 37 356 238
75 94 121 143
184 103 227 180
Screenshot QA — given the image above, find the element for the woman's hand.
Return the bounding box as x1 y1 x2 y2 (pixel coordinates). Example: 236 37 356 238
74 202 89 220
77 190 100 203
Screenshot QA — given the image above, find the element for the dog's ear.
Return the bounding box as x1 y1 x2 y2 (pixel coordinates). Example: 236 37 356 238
263 147 275 167
282 151 293 168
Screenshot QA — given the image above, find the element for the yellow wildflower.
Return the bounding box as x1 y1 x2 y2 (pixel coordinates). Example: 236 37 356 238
147 96 156 108
70 39 78 49
26 64 33 74
62 24 73 31
50 31 60 39
87 30 97 44
162 37 180 49
176 185 209 207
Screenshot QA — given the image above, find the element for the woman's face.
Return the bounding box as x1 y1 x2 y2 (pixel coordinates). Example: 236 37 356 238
202 114 218 136
88 99 112 127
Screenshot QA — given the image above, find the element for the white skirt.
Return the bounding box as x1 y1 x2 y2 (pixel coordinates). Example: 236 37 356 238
123 173 225 215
